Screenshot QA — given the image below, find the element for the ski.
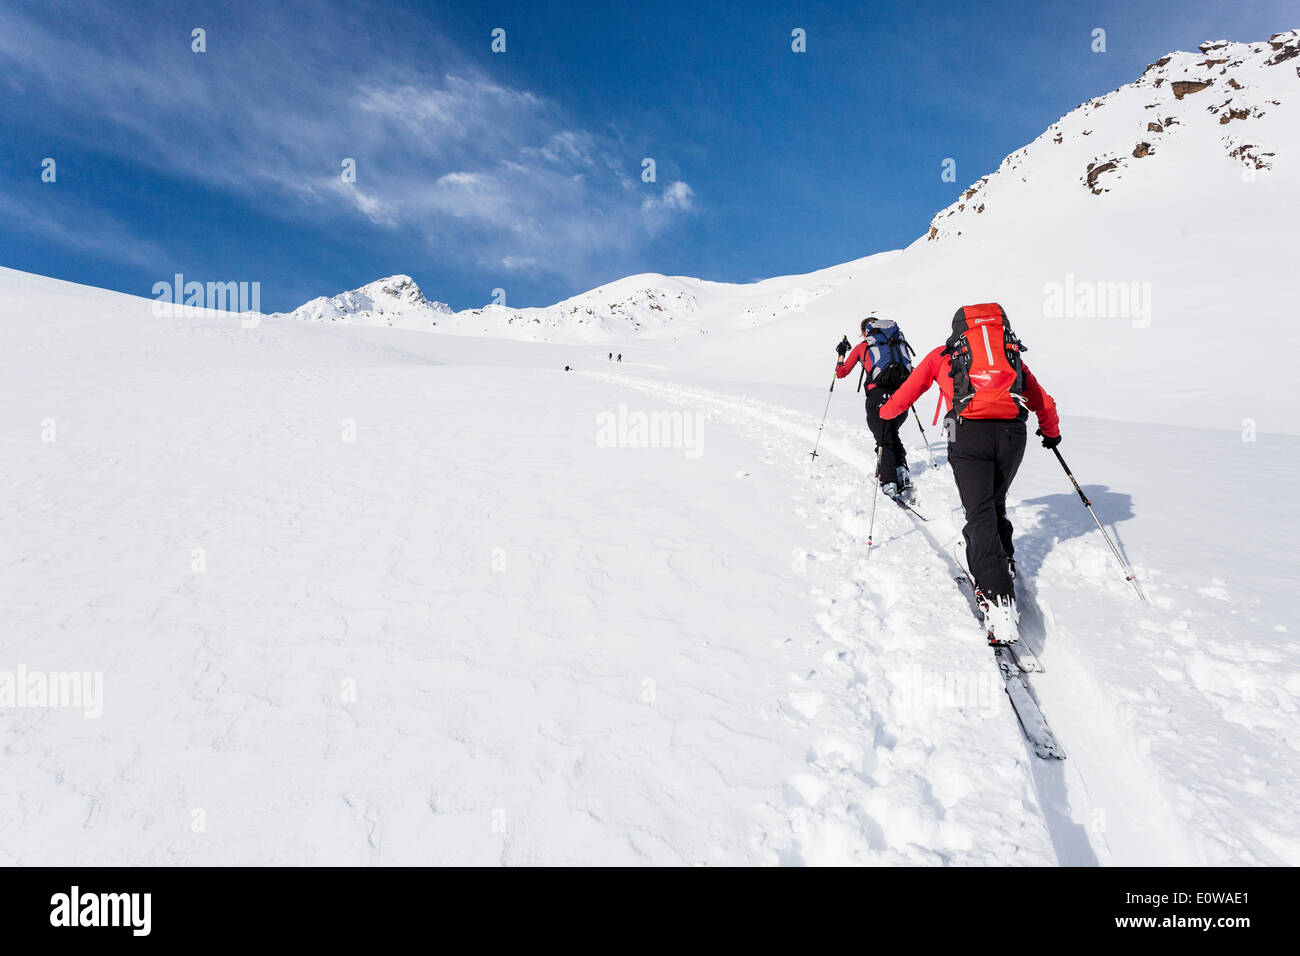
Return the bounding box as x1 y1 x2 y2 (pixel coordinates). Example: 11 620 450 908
994 646 1066 760
952 575 1063 759
1005 639 1044 674
890 495 927 521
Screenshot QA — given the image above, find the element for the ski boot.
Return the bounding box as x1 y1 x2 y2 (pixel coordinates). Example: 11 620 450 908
881 481 899 499
895 466 916 504
983 594 1020 646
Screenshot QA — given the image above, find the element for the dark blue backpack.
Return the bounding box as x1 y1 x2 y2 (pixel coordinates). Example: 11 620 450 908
862 319 915 392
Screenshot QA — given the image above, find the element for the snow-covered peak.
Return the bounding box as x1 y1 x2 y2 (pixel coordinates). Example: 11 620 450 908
275 262 867 343
926 30 1300 241
354 274 433 309
275 274 453 329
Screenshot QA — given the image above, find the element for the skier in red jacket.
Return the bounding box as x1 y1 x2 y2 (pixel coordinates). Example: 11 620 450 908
835 317 916 501
878 304 1060 644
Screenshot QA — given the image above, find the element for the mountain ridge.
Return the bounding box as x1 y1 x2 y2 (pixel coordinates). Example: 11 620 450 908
276 30 1298 348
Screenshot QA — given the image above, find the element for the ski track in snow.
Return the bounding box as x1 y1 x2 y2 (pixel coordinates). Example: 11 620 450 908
585 371 1073 864
584 369 1293 866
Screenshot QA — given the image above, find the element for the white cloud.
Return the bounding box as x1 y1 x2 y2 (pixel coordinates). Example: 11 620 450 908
642 181 696 213
0 3 696 287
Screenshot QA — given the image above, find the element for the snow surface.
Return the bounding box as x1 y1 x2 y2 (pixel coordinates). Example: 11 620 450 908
3 264 1296 865
3 33 1299 865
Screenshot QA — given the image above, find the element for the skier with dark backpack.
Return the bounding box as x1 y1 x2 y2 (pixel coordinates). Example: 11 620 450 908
835 317 916 501
878 303 1060 645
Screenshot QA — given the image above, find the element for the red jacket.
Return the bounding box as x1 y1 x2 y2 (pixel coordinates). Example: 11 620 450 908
877 345 1060 438
835 341 880 389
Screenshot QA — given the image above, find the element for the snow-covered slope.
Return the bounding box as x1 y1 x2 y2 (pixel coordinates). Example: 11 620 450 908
682 31 1300 434
2 262 1297 865
926 33 1300 240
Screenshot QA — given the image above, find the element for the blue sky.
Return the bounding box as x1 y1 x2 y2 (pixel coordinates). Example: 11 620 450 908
0 0 1293 311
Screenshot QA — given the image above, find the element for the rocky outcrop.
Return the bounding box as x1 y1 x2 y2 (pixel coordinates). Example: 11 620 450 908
1171 80 1212 99
1266 30 1299 64
1085 159 1121 194
1228 143 1275 169
1268 30 1299 50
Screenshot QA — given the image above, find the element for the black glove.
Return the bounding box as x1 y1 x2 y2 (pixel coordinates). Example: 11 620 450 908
1036 427 1061 450
835 336 850 358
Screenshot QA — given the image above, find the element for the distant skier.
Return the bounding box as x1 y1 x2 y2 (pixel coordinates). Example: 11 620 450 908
835 317 916 501
878 303 1060 645
608 352 613 361
617 353 622 362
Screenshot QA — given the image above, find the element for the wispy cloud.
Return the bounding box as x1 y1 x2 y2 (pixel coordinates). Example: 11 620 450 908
643 181 695 213
0 1 695 289
0 190 169 270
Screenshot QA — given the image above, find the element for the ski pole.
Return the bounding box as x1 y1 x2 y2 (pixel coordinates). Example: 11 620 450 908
912 406 938 469
809 372 837 462
866 444 883 559
811 336 851 462
1049 446 1148 604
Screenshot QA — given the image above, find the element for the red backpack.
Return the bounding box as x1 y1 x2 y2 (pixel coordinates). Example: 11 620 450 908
944 303 1027 421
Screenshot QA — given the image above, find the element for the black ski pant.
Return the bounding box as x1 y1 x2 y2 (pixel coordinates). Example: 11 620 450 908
948 417 1026 602
865 386 907 485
